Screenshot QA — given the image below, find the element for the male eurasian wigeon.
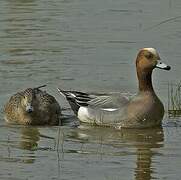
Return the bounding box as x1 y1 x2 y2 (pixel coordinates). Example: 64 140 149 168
4 85 61 125
58 48 171 128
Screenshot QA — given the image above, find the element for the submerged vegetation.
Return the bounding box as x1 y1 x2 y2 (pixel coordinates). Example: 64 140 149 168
168 82 181 117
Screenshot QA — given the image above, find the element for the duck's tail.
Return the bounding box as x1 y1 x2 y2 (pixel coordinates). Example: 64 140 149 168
57 88 92 115
35 85 47 89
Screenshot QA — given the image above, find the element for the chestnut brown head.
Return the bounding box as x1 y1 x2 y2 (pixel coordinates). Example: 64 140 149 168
136 48 171 73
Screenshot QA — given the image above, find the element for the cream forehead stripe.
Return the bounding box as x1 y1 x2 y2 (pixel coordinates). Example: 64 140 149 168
142 48 157 56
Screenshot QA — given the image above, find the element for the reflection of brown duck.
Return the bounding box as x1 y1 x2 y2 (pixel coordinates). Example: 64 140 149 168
4 86 61 125
19 127 55 150
132 128 163 180
20 127 40 150
68 125 164 180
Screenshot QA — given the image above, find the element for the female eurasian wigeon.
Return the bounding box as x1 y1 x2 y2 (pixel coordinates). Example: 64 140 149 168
4 85 61 125
58 48 171 128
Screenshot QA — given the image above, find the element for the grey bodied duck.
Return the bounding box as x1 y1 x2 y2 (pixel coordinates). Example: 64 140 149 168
4 85 61 125
58 48 171 129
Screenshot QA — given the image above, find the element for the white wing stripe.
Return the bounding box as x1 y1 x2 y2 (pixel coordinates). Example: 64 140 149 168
101 108 118 112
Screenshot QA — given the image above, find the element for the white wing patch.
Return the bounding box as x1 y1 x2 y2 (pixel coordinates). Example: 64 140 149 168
101 108 118 112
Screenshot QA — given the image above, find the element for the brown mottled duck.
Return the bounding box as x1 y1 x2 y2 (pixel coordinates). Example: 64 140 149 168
4 85 61 125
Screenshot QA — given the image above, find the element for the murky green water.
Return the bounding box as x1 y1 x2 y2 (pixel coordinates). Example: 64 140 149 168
0 0 181 179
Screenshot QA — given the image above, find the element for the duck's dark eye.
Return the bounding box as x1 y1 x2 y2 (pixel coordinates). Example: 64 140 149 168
145 52 153 59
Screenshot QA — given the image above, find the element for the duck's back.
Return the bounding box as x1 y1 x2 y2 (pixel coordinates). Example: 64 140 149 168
35 90 62 123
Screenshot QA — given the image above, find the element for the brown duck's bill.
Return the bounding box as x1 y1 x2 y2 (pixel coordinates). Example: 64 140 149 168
26 104 34 113
156 62 171 70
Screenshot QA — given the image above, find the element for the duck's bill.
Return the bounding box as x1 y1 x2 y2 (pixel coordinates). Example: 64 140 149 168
156 62 171 70
26 104 34 113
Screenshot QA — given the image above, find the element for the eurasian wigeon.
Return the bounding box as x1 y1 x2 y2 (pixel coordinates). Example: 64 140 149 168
4 85 61 125
58 48 171 128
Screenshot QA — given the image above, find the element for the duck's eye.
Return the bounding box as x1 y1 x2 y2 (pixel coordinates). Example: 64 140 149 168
145 52 153 59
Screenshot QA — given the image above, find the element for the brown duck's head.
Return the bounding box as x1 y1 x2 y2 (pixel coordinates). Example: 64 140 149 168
21 88 36 113
136 48 171 73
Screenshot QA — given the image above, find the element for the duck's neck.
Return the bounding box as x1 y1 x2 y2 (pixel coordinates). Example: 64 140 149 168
137 69 154 92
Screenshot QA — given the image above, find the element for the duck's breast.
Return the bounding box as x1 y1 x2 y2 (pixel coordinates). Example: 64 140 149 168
123 93 164 128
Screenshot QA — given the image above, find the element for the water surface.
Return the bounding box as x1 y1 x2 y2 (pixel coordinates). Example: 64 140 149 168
0 0 181 179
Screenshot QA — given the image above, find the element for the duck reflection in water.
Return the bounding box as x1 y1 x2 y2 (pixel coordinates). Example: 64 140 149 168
68 125 164 180
19 127 56 151
20 127 40 151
